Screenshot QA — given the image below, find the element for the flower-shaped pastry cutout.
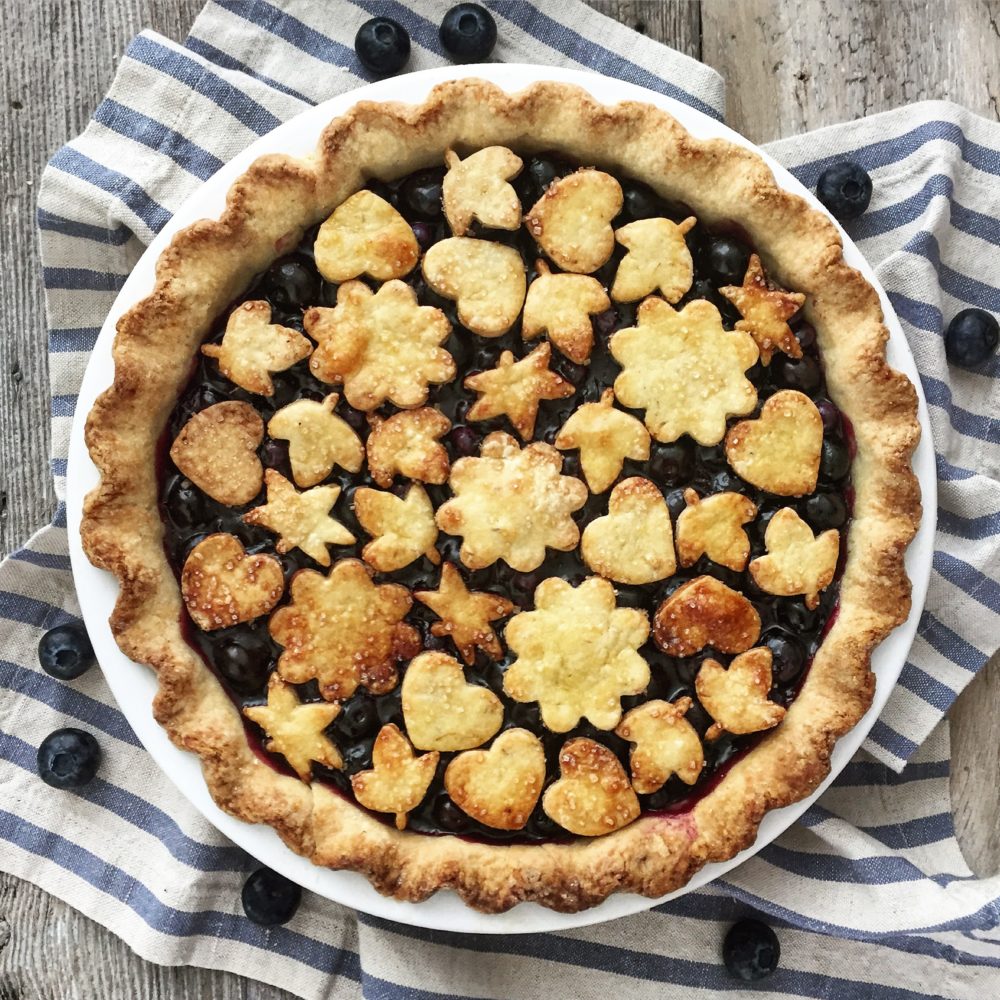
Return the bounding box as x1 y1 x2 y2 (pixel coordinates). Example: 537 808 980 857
351 724 439 830
268 393 364 488
542 738 640 836
243 675 342 782
270 558 419 700
366 407 451 488
749 507 840 609
402 651 504 751
610 297 759 445
442 146 523 235
422 237 526 337
653 575 761 658
675 488 757 572
243 470 355 566
524 168 623 274
414 562 514 665
181 533 284 631
436 432 588 572
464 343 575 441
720 254 805 365
503 576 650 732
202 300 312 396
521 259 610 364
615 697 704 793
305 280 454 410
581 477 677 585
696 647 786 740
611 216 696 303
553 388 650 494
170 401 263 506
313 189 419 283
725 389 822 496
445 729 546 831
353 483 440 573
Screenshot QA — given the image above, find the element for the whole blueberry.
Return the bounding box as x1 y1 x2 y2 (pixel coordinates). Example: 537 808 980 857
795 322 817 351
402 169 445 219
819 438 851 482
261 255 319 311
781 598 819 633
434 794 469 831
708 236 751 285
764 632 806 685
525 156 559 197
241 867 302 926
410 221 436 250
339 694 378 740
38 623 95 680
723 918 780 981
944 308 999 368
648 441 694 487
773 355 821 394
260 439 290 470
592 307 618 339
814 398 840 433
37 728 101 789
816 161 872 221
664 487 688 519
621 180 662 222
804 492 848 531
449 424 481 457
439 3 497 63
166 477 204 530
354 17 410 76
215 637 271 695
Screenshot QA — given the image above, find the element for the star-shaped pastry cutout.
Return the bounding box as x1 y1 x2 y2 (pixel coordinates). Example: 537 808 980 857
354 483 440 573
465 342 575 441
243 675 342 782
414 562 515 665
244 470 355 566
611 216 696 303
720 253 806 365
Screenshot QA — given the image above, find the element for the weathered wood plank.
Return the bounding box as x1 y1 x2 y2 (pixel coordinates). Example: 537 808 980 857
585 0 702 59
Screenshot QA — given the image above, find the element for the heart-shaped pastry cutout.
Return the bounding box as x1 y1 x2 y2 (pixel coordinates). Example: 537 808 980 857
402 650 504 751
268 393 364 488
581 477 676 585
542 737 640 836
170 401 263 506
443 146 523 236
653 575 760 658
181 533 284 631
445 728 545 830
696 647 786 740
615 697 704 793
313 189 419 283
725 389 822 496
524 168 623 274
422 237 526 336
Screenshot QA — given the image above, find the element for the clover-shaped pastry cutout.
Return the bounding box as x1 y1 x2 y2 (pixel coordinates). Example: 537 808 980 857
465 343 574 441
610 297 759 445
720 254 805 365
313 189 419 283
653 575 760 658
305 280 454 410
442 146 523 236
615 697 704 793
525 168 623 274
181 533 284 631
268 393 364 488
749 507 840 609
170 401 263 506
366 407 451 488
554 388 650 494
244 470 355 566
521 259 610 364
353 483 439 573
243 675 342 782
542 738 640 836
436 431 587 572
611 216 696 303
202 300 312 396
414 562 514 665
445 729 546 831
725 389 822 496
675 488 757 572
351 724 438 830
402 650 504 752
270 558 419 701
581 477 677 585
696 647 786 740
422 237 526 337
504 576 650 732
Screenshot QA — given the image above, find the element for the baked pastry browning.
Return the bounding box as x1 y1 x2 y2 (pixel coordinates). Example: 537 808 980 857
615 698 705 793
442 146 524 235
611 216 696 303
365 408 451 488
268 394 364 488
653 576 761 658
696 648 787 741
675 488 757 571
749 508 840 609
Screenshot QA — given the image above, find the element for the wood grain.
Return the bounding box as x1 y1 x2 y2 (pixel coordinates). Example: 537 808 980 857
1 2 998 997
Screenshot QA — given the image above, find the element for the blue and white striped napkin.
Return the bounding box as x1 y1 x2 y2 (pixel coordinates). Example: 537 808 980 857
3 2 999 997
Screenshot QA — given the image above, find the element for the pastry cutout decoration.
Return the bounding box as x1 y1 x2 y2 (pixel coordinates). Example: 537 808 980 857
675 488 757 572
653 575 761 658
611 216 696 303
615 697 704 793
170 401 263 506
442 146 524 235
268 393 364 488
696 647 786 740
202 300 312 396
353 483 440 573
366 407 451 488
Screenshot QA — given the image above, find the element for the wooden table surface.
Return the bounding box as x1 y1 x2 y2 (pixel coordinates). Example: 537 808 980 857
2 1 998 996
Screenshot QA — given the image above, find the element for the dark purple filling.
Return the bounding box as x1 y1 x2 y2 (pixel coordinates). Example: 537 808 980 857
158 156 853 844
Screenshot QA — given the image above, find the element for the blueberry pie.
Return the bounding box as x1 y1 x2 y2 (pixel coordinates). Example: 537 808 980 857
81 80 921 913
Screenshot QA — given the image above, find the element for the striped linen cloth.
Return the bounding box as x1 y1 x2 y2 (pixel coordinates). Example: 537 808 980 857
2 1 999 996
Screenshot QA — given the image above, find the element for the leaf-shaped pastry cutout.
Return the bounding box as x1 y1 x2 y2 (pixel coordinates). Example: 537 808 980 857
442 146 523 236
268 393 364 488
696 647 786 740
653 576 760 658
611 216 696 303
365 407 451 488
353 483 440 573
615 697 704 793
675 488 757 572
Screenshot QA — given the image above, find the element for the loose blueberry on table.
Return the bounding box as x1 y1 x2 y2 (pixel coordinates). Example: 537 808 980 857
723 918 781 981
815 161 873 221
439 3 498 62
241 867 302 926
38 622 95 680
37 728 102 788
944 307 999 368
354 17 411 76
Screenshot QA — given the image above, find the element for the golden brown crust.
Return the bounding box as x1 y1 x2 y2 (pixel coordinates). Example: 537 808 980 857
81 78 921 914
